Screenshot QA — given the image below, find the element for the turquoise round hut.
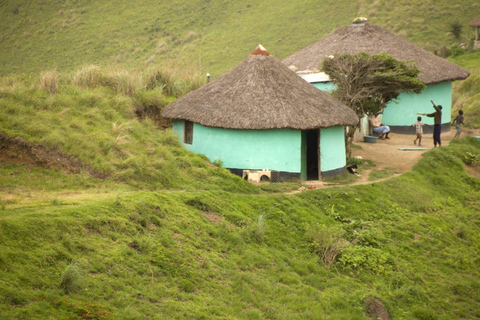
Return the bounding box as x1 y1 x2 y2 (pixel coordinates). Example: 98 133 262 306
282 20 470 134
161 45 359 181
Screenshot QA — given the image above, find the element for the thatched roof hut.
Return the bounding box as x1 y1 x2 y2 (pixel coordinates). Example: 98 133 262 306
282 22 470 85
162 46 359 130
469 14 480 43
469 14 480 27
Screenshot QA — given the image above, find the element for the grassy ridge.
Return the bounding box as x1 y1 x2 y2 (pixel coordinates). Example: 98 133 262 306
1 0 478 77
1 138 480 319
0 66 256 193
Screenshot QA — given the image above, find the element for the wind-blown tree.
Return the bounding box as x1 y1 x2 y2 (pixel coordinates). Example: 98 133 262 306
322 52 426 148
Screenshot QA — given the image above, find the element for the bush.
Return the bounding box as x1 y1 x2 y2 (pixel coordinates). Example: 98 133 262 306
337 246 392 274
463 151 479 165
306 224 349 268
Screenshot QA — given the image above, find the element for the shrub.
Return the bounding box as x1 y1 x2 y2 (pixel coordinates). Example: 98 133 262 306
212 158 224 167
306 224 349 268
337 246 392 274
463 152 479 165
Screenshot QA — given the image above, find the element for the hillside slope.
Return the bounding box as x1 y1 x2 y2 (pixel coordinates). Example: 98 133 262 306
1 69 480 319
1 0 479 77
2 138 480 319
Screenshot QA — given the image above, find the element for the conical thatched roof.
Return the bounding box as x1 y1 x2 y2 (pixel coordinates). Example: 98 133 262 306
469 14 480 27
282 23 470 84
162 46 359 130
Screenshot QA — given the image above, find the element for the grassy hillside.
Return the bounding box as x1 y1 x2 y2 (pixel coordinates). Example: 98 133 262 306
0 66 256 193
1 0 479 77
2 138 480 319
1 70 480 319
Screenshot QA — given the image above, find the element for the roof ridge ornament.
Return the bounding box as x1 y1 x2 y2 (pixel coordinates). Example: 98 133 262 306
251 44 270 56
352 17 368 26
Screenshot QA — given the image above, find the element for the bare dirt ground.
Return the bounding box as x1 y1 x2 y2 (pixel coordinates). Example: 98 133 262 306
302 127 480 189
0 132 104 178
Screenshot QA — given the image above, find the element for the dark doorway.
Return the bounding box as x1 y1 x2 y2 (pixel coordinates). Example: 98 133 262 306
306 129 320 180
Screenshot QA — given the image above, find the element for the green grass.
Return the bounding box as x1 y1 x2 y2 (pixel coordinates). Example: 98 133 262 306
1 0 479 78
1 71 480 318
0 67 257 194
1 3 480 318
368 167 396 181
1 138 480 319
451 52 480 128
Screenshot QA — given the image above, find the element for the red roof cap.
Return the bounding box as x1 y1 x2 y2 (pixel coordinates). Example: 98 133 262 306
251 44 270 56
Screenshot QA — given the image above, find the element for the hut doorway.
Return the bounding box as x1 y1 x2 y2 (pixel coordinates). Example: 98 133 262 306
305 129 320 180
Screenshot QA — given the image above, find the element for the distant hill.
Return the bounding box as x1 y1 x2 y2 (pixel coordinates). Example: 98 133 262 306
1 0 479 77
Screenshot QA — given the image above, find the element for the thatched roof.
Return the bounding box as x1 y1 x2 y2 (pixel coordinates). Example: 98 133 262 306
162 46 359 130
283 23 470 84
469 14 480 27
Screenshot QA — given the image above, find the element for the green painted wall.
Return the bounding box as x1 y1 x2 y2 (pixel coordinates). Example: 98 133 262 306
312 82 336 92
311 81 452 127
382 82 452 126
172 121 302 173
173 121 348 178
320 126 346 172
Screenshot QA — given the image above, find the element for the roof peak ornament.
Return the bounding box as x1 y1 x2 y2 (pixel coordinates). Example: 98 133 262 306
251 44 270 56
352 17 369 26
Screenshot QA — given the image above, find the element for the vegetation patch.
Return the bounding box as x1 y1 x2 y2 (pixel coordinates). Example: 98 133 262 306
368 167 396 181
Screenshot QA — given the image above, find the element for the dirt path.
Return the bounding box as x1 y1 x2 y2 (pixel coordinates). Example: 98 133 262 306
299 127 480 190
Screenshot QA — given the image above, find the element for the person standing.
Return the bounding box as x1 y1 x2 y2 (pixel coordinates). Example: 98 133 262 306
452 110 465 139
411 116 426 146
419 100 442 147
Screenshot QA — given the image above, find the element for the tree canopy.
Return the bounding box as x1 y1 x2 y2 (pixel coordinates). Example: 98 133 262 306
322 52 426 117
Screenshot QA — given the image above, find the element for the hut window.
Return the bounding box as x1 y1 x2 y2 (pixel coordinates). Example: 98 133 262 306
184 121 193 144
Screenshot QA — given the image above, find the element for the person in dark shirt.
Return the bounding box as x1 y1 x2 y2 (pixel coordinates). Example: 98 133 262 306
419 100 443 147
452 110 465 139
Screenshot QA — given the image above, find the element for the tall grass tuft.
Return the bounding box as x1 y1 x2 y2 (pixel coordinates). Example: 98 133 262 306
71 65 109 89
59 263 84 294
40 70 59 94
143 65 205 97
110 69 137 95
143 67 178 95
71 65 138 95
253 213 267 242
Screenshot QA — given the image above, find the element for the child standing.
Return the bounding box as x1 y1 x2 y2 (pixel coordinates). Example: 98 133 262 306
452 110 465 139
412 116 425 146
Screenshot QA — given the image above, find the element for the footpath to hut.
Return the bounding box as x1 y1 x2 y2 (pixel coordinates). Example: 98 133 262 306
301 127 480 190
